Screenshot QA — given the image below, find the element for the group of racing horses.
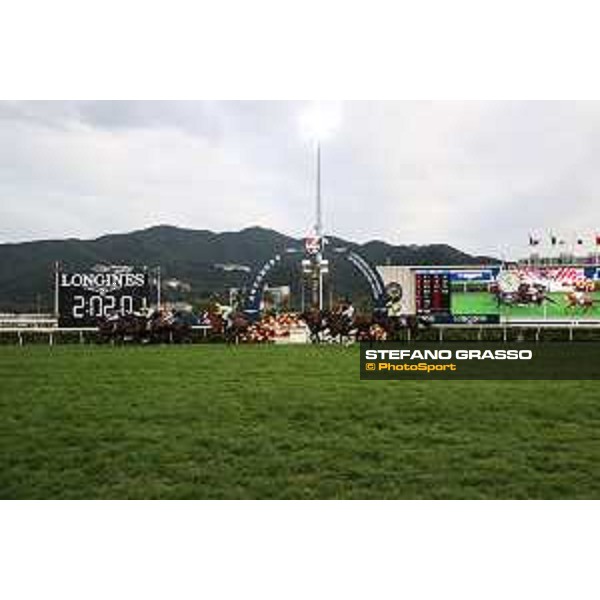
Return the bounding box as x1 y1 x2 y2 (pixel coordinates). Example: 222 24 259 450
208 307 429 345
94 280 597 345
95 306 428 345
300 308 428 344
97 309 196 344
493 282 596 312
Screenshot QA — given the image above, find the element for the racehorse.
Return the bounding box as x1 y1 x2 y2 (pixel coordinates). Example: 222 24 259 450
300 309 351 344
301 309 418 344
324 311 357 345
301 308 328 343
565 291 595 313
496 283 556 308
97 316 119 344
147 309 194 344
96 309 195 344
373 313 431 341
97 313 149 344
170 310 198 343
225 313 250 344
353 314 379 341
204 309 250 344
147 310 172 343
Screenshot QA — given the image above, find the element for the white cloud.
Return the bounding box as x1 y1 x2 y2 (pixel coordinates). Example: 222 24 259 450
0 100 599 259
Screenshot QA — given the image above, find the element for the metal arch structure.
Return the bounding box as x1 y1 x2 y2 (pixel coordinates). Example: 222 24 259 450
243 252 292 318
243 247 387 317
343 250 387 311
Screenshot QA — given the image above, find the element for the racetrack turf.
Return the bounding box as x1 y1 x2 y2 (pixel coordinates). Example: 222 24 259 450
1 345 599 498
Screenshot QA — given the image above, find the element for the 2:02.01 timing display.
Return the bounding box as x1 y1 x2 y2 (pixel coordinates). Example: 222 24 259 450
58 268 151 327
71 294 136 318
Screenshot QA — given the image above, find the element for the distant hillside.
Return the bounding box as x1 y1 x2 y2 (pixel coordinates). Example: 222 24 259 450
0 225 496 311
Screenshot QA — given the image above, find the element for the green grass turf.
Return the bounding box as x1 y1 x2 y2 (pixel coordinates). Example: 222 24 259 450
452 291 600 319
452 291 499 315
1 345 599 499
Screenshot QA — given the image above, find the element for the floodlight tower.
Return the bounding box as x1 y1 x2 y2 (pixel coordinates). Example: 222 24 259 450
300 103 340 310
314 137 324 309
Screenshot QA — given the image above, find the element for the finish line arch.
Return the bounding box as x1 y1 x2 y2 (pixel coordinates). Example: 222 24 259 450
243 248 387 317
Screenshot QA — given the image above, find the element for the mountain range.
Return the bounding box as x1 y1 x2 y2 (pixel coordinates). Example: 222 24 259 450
0 225 496 311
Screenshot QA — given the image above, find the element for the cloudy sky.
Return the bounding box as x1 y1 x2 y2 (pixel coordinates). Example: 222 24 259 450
1 100 599 258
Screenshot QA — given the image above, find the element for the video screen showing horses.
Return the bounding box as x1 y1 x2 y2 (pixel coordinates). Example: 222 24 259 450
494 265 600 320
394 265 600 323
447 265 600 321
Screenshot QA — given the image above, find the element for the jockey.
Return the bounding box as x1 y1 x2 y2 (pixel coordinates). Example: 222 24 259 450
216 302 234 329
106 309 120 322
341 299 355 323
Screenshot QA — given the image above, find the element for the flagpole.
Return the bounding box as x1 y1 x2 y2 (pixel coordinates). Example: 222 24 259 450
156 266 162 309
54 261 60 318
570 231 574 263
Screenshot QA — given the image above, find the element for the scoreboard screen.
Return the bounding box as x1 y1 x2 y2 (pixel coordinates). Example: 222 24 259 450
415 271 451 314
378 265 502 324
58 266 151 327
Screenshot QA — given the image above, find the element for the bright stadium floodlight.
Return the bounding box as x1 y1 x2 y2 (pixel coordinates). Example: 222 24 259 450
299 101 341 142
299 102 342 310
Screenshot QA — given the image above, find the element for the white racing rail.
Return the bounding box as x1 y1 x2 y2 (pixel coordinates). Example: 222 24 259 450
0 325 213 345
1 321 600 344
0 314 57 328
431 321 600 342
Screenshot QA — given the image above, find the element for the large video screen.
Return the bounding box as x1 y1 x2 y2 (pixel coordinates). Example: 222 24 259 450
380 264 600 323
